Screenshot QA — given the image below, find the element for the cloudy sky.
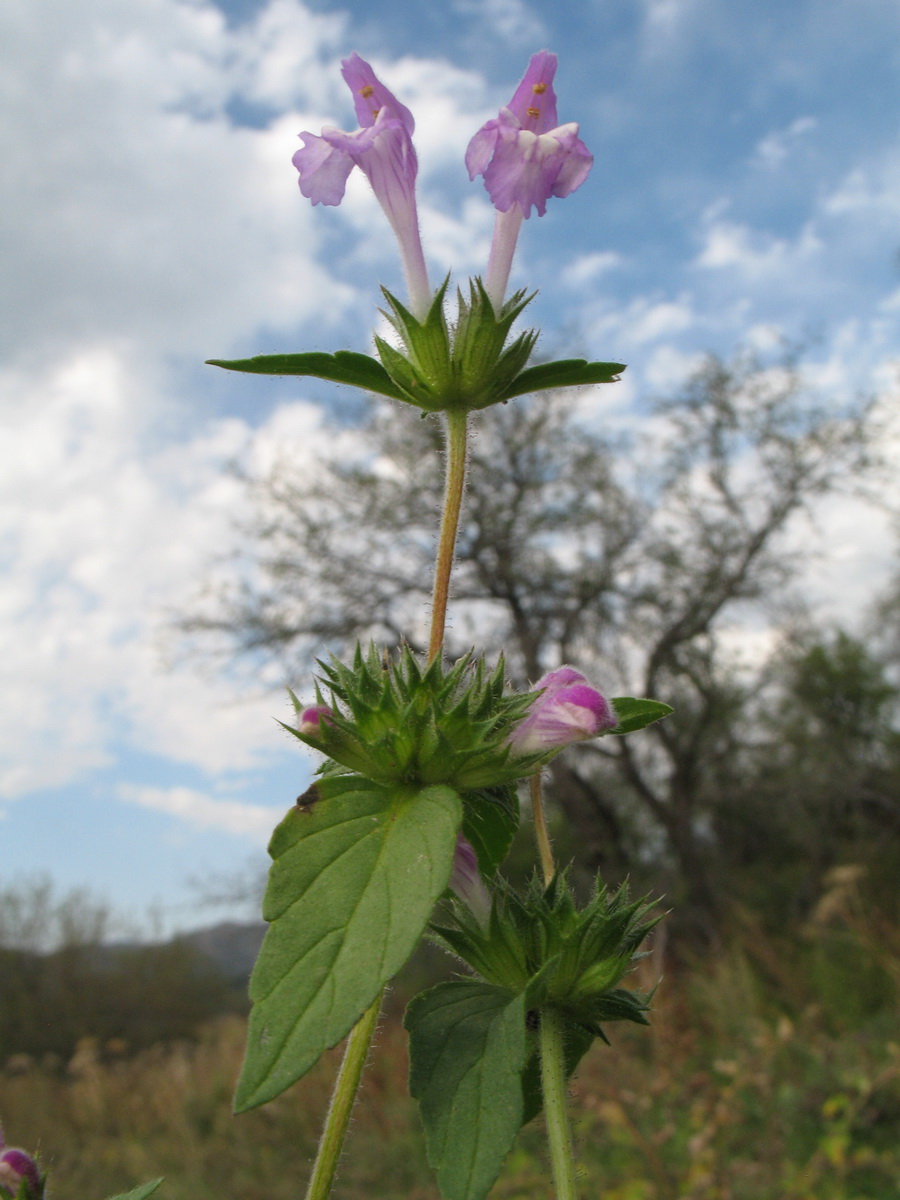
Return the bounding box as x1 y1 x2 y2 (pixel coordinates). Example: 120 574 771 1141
2 0 898 935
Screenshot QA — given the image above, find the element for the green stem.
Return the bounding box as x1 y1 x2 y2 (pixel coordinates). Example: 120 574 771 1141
428 409 469 662
304 994 381 1200
303 409 470 1200
530 773 556 887
540 1006 579 1200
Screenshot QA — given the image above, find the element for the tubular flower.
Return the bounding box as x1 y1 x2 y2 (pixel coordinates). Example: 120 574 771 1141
508 666 617 756
465 50 593 220
292 53 430 316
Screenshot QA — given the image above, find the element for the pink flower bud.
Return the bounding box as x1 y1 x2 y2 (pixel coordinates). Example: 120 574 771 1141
509 666 617 756
449 834 491 926
297 704 333 737
0 1140 42 1200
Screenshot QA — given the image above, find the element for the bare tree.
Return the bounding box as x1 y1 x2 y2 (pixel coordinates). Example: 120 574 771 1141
179 349 878 932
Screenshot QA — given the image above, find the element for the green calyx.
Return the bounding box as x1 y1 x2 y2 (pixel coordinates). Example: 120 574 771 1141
432 872 658 1039
206 276 626 413
285 644 542 790
374 277 538 414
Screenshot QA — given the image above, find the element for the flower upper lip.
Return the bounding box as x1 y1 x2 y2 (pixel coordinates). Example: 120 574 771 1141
466 50 593 220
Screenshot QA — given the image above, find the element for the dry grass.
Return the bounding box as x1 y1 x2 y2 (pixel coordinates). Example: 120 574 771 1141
2 938 899 1199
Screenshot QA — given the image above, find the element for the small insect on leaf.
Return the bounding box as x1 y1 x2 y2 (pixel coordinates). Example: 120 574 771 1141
295 783 321 812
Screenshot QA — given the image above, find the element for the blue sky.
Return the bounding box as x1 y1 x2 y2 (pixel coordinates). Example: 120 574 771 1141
2 0 898 936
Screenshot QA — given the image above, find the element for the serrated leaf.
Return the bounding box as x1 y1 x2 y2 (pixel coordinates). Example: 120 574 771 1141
205 350 406 400
235 775 461 1111
105 1181 165 1200
520 1017 594 1126
406 981 528 1200
608 697 674 735
498 358 626 401
461 787 519 877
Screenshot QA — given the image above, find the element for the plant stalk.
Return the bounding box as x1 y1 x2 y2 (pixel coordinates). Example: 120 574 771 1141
530 773 556 887
304 407 469 1200
428 408 469 662
304 994 381 1200
540 1005 580 1200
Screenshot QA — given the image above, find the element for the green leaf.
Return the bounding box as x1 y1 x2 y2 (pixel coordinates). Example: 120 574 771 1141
608 697 674 735
104 1181 165 1200
520 1016 595 1126
460 786 519 877
406 981 528 1200
205 350 406 400
498 358 626 401
235 775 461 1111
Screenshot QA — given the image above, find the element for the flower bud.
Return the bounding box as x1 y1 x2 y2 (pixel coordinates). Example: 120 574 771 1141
297 705 333 736
509 666 616 756
0 1140 42 1200
449 834 491 927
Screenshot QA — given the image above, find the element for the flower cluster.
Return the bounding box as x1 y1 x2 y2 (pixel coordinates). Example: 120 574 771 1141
293 49 592 315
290 648 618 790
434 871 657 1039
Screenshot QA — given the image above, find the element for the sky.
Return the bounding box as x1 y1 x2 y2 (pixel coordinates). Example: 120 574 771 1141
1 0 898 937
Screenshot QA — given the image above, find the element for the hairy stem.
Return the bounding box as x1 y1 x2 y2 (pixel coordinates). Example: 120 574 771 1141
429 409 469 662
530 773 556 887
304 408 469 1199
540 1005 579 1200
304 994 382 1200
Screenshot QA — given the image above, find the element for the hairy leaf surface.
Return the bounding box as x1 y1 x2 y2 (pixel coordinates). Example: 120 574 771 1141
406 980 527 1200
206 350 405 400
235 776 460 1111
609 697 674 734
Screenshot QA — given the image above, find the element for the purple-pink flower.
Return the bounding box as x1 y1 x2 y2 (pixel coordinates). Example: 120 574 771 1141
466 51 593 220
0 1128 41 1200
297 704 333 737
449 833 491 926
292 53 431 316
509 666 617 756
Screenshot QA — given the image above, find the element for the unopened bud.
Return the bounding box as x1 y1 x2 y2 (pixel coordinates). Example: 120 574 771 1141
0 1139 42 1200
297 705 333 737
509 666 616 756
449 834 491 927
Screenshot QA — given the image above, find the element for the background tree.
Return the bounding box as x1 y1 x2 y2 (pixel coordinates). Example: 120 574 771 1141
179 349 884 940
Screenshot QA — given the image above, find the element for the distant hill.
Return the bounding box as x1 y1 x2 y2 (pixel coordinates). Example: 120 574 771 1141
175 920 266 987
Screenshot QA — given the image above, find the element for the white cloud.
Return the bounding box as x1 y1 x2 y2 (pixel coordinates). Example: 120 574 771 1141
0 342 362 798
0 0 365 370
561 252 625 289
587 294 695 348
753 116 817 168
823 153 900 221
638 0 702 57
119 783 285 839
451 0 546 45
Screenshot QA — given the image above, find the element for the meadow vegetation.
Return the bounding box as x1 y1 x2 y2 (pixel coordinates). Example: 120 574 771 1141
1 883 898 1199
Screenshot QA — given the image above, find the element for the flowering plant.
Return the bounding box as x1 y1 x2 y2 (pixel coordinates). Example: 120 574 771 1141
2 49 672 1200
207 49 671 1200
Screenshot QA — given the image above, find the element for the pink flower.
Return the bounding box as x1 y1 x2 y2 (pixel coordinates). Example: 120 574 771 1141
508 666 617 756
293 53 430 316
466 51 592 220
467 51 592 309
297 704 333 737
0 1129 41 1200
449 834 491 926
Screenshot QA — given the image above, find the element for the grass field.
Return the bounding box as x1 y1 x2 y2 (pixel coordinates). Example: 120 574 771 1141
2 920 898 1200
